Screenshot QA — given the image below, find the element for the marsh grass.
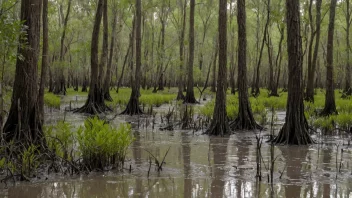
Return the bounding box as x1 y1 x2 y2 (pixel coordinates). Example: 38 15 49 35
44 117 134 172
44 92 61 109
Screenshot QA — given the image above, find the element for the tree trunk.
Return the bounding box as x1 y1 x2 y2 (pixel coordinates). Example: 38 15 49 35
229 3 236 95
206 0 231 136
184 0 197 103
343 0 352 96
99 0 109 89
121 0 143 115
74 0 110 114
320 0 338 116
253 0 270 97
38 0 49 124
211 39 218 92
230 0 262 130
273 0 314 145
305 0 322 102
53 0 72 95
103 0 115 101
271 25 284 97
117 17 134 94
176 0 187 100
3 0 43 145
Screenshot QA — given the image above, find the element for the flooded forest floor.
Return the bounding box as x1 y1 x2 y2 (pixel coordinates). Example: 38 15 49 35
1 88 352 198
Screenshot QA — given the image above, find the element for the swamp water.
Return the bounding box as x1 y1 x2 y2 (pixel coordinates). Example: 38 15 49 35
1 96 352 198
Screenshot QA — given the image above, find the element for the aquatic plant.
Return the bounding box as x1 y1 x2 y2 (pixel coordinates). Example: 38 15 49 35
77 117 134 170
44 92 61 109
45 121 74 160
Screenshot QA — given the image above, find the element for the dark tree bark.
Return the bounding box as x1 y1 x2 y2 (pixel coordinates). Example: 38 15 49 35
177 0 187 100
230 0 262 131
3 0 43 144
53 0 72 95
252 0 270 97
343 0 352 96
117 17 134 94
38 0 49 124
98 0 109 86
153 2 169 93
320 0 338 116
184 0 197 104
121 0 143 115
103 0 114 101
74 0 110 114
271 25 284 97
273 0 314 145
206 0 231 136
305 0 322 102
211 39 218 93
229 2 236 95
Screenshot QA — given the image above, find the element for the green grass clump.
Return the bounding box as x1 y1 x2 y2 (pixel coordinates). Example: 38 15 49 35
45 121 74 160
313 116 335 131
66 87 89 96
44 92 61 109
198 100 215 120
44 118 134 171
198 95 239 120
140 94 175 107
107 88 176 109
77 117 134 170
334 113 352 130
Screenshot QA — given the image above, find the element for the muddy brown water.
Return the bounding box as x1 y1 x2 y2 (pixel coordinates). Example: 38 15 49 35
1 99 352 198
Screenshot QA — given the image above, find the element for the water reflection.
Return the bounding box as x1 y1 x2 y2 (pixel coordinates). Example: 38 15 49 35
181 132 192 198
210 137 228 198
279 146 308 198
2 125 352 197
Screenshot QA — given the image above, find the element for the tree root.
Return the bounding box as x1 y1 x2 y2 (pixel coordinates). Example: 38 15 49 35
183 95 199 104
319 106 338 117
104 92 113 102
121 98 143 115
205 120 232 136
230 116 263 131
74 101 112 115
272 122 315 145
176 91 185 101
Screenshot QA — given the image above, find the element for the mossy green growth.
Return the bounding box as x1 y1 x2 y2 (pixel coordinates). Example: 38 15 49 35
44 92 61 109
77 117 134 169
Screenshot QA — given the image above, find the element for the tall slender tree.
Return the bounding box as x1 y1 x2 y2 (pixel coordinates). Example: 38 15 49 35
320 0 338 116
176 0 187 100
53 0 72 95
206 0 231 136
74 0 110 114
305 0 322 102
273 0 314 145
343 0 352 96
121 0 143 115
38 0 49 125
3 0 43 144
103 2 118 101
184 0 197 104
230 0 262 130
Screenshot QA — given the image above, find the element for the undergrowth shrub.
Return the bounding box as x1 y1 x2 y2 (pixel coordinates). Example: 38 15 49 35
77 117 134 170
44 117 134 172
45 121 74 161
